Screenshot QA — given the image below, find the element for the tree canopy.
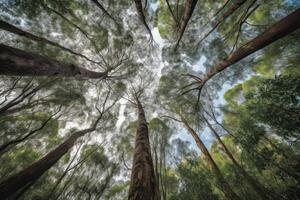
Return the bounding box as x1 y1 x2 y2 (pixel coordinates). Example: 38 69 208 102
0 0 299 199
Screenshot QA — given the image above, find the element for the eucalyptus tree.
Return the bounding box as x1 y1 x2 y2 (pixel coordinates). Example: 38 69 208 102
218 74 300 198
174 0 198 49
127 90 158 200
156 66 240 200
148 118 173 200
0 0 299 199
133 0 153 40
0 44 112 78
0 83 123 199
201 114 280 200
52 145 119 200
185 8 300 97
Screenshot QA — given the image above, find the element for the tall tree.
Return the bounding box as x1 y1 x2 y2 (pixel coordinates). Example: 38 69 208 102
175 0 198 49
0 90 116 198
193 8 300 93
133 0 153 40
0 20 101 65
128 93 157 200
0 44 109 78
203 116 280 200
178 114 241 200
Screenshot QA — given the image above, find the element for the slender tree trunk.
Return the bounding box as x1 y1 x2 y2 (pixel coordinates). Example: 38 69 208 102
90 0 118 24
214 115 300 182
153 140 161 200
198 8 300 90
0 20 100 65
175 0 198 49
128 97 157 200
0 113 53 156
0 44 107 78
179 114 241 200
133 0 153 40
198 0 247 44
0 123 99 199
165 0 179 25
204 117 280 200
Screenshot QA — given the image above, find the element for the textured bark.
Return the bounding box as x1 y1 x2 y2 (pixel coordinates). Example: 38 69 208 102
179 115 241 200
0 44 107 78
175 0 198 49
204 117 280 200
128 97 157 200
198 0 246 44
0 20 100 65
198 8 300 90
133 0 153 39
0 127 96 199
91 0 118 24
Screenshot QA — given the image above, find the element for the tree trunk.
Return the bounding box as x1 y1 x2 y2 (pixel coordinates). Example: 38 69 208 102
198 8 300 90
0 20 100 65
0 44 107 78
0 113 53 156
90 0 118 24
0 126 97 199
175 0 198 49
133 0 153 39
179 114 241 200
128 97 157 200
204 117 280 200
165 0 179 25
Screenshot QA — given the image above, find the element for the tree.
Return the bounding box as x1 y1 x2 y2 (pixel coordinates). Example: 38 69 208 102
0 88 118 198
128 92 157 200
186 8 300 95
0 0 299 199
0 44 110 78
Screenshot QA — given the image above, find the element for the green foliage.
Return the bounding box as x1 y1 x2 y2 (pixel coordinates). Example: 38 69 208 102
245 75 300 139
0 0 299 199
169 158 218 200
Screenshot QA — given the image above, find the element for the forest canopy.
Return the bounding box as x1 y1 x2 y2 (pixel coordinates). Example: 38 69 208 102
0 0 299 199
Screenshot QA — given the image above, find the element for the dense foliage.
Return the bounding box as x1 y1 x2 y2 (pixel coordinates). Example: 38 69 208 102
0 0 299 199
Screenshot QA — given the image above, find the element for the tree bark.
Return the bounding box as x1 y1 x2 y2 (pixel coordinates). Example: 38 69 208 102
198 8 300 90
179 114 241 200
0 20 100 65
128 96 157 200
133 0 153 40
175 0 198 49
0 44 107 78
204 117 281 200
0 120 100 198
